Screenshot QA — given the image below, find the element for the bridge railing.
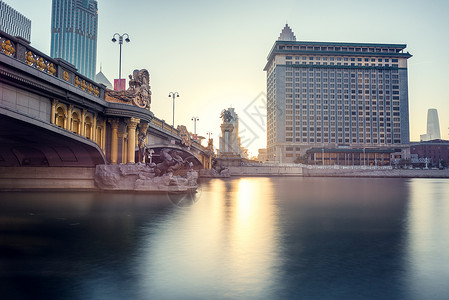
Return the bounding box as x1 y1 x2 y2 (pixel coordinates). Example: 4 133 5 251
150 116 209 153
0 30 105 99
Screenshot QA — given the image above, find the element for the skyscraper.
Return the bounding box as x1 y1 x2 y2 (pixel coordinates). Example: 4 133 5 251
0 0 31 41
420 108 440 141
50 0 98 80
265 25 412 163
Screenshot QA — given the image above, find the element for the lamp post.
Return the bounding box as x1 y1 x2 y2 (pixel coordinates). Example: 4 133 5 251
112 33 130 91
322 143 325 166
363 148 366 166
168 92 179 132
191 117 199 135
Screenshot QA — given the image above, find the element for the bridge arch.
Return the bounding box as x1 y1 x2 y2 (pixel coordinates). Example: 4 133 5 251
147 144 203 167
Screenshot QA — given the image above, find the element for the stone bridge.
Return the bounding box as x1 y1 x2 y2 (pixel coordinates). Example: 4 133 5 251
0 30 214 189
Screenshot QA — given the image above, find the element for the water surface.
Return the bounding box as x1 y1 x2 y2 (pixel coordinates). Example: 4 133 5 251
1 177 448 299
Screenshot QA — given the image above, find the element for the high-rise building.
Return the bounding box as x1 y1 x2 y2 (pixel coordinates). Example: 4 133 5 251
420 108 440 141
50 0 98 80
264 25 412 163
0 0 31 41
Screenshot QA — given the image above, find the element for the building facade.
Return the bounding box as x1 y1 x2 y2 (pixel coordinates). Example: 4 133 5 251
0 0 31 41
410 140 449 168
265 25 412 163
50 0 98 80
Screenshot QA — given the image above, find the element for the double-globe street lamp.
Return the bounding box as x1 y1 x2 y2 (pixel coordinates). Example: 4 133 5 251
112 33 130 91
191 116 199 136
168 92 180 132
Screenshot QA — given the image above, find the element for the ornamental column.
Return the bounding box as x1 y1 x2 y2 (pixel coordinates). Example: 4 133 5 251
126 117 140 163
51 99 57 124
108 119 120 164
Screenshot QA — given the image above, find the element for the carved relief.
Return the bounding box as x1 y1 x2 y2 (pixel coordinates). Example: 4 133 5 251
177 125 192 147
1 40 15 56
36 57 47 71
63 71 70 82
47 63 56 76
105 69 151 110
74 76 80 87
25 51 36 66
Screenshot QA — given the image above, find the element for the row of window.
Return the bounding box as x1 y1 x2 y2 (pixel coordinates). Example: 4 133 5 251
284 138 402 144
278 44 401 53
286 56 399 63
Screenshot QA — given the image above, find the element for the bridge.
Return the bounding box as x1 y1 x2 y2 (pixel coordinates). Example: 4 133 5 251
0 30 214 189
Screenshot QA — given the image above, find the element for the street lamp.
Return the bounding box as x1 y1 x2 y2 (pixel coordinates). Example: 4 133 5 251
168 92 180 131
112 33 130 91
363 148 366 166
191 116 199 135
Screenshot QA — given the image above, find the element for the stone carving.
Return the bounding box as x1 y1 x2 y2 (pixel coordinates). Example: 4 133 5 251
199 158 230 178
138 131 147 163
153 148 185 176
177 125 192 147
94 164 198 192
1 39 15 56
106 69 151 109
26 51 36 66
63 70 70 81
220 109 235 123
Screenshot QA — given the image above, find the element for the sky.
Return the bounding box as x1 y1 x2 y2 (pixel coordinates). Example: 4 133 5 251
3 0 449 156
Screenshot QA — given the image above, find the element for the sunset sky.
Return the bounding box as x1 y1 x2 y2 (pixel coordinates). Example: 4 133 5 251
4 0 449 156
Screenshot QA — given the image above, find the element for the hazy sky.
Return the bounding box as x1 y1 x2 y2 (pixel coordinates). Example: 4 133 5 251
3 0 449 155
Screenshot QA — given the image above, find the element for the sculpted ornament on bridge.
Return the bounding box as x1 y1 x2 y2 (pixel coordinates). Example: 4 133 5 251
106 69 151 109
177 125 192 147
220 109 235 123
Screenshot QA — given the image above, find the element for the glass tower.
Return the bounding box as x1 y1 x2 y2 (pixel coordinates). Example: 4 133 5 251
265 25 412 163
50 0 98 80
0 0 31 41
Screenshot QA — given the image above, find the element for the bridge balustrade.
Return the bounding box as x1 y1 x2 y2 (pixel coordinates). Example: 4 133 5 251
0 30 104 99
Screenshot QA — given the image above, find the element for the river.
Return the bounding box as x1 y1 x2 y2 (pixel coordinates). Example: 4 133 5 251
1 177 449 299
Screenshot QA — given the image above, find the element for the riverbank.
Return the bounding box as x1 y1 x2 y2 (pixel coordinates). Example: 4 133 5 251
302 167 449 178
226 165 449 178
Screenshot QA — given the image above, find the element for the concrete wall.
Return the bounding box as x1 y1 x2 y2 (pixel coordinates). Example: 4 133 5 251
0 167 96 190
303 167 449 178
228 165 302 176
0 82 51 122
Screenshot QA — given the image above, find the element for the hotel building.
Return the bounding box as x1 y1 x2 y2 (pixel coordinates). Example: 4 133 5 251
264 25 412 163
50 0 98 80
0 0 31 41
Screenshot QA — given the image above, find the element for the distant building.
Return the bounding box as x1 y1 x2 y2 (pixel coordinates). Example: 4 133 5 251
257 148 268 162
264 24 412 163
95 68 112 89
420 108 440 141
410 139 449 168
50 0 98 80
0 0 31 41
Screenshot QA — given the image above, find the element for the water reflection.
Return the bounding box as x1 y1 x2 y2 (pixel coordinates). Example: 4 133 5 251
139 178 281 299
406 179 449 300
1 178 449 299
